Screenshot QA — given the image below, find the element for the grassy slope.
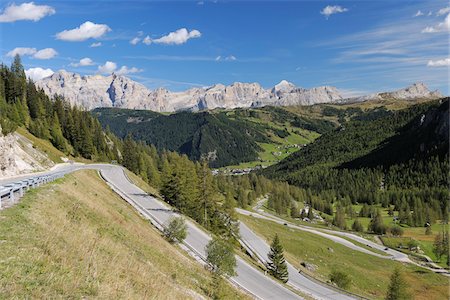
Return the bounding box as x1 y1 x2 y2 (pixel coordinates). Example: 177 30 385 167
16 127 64 163
16 127 92 164
240 214 449 300
0 170 248 299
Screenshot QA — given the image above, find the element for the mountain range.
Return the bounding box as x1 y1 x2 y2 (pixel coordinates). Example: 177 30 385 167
36 70 443 112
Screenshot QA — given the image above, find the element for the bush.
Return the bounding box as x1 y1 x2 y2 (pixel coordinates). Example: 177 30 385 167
390 226 404 237
0 118 17 136
329 270 351 289
205 237 236 277
407 239 419 251
163 217 187 244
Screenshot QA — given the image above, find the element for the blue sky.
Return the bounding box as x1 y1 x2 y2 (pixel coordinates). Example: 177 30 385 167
0 0 448 96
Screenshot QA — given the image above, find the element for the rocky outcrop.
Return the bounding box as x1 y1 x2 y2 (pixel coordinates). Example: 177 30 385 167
0 129 54 178
36 71 343 112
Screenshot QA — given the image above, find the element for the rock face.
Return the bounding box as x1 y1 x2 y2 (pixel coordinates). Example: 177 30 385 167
36 71 444 112
0 129 54 178
36 71 343 112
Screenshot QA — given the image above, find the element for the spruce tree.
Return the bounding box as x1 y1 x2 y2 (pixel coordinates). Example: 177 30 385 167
267 234 289 283
197 161 215 227
385 268 410 300
352 219 364 232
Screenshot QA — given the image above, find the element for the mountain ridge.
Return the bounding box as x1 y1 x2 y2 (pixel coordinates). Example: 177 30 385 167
36 70 442 112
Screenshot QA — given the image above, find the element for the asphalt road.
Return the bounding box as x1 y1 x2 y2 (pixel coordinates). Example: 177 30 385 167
239 222 355 300
1 164 303 300
243 199 411 262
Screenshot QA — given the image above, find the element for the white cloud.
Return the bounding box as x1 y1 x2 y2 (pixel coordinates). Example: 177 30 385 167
427 58 450 67
116 66 143 75
0 2 55 23
436 7 450 16
216 55 237 61
422 13 450 33
7 47 37 57
33 48 58 59
7 47 57 59
130 37 141 45
98 61 117 74
151 28 201 45
320 5 348 18
25 67 54 81
414 10 424 17
56 21 111 42
98 61 142 75
90 42 102 48
70 57 94 67
143 35 152 45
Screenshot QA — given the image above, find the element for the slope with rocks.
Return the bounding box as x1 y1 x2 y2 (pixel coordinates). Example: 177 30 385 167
0 127 56 178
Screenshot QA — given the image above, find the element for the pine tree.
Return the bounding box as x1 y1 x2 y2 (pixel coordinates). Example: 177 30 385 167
307 206 314 220
197 161 216 227
369 209 387 234
50 112 67 152
333 206 347 230
267 234 289 283
352 219 364 232
385 268 410 300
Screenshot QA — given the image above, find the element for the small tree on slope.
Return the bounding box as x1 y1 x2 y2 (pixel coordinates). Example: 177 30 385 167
267 234 289 283
386 268 410 300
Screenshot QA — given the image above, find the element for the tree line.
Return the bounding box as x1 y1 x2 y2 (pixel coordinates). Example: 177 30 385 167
0 55 238 241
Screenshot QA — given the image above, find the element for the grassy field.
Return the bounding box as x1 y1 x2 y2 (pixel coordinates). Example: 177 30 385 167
220 119 319 170
240 214 449 300
0 170 248 299
342 204 450 267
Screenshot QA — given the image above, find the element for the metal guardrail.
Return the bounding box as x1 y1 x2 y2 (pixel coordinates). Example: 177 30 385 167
0 172 65 209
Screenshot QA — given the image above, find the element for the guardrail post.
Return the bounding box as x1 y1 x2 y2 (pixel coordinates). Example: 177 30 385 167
0 197 2 209
9 190 14 202
19 186 23 197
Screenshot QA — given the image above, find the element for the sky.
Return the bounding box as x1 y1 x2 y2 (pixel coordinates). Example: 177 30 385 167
0 0 448 96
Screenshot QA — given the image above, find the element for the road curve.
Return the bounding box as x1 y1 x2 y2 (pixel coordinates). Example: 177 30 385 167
239 222 356 300
1 164 302 300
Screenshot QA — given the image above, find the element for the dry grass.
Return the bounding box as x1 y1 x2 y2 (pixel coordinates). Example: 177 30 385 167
0 170 248 299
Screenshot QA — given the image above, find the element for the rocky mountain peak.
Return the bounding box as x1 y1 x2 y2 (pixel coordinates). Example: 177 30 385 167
273 80 296 92
36 70 443 112
383 82 443 100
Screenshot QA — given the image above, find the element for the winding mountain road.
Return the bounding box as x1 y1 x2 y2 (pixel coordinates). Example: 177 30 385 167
1 164 303 300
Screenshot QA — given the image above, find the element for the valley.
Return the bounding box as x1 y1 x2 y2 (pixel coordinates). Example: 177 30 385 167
1 1 449 298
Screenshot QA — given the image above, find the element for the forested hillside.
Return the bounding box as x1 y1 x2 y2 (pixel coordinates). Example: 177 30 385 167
262 99 449 227
94 108 268 167
93 105 340 168
0 55 237 242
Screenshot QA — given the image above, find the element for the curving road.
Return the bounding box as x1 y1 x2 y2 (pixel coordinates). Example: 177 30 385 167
242 199 411 262
1 164 302 300
239 201 450 276
239 222 356 300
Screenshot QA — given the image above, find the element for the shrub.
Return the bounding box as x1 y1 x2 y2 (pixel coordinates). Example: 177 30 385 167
330 270 351 289
163 217 187 244
390 226 404 237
